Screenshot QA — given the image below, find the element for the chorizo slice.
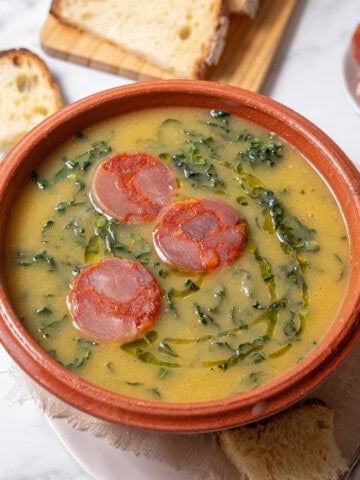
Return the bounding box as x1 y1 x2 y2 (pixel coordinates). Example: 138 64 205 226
90 152 175 223
153 198 246 272
67 258 161 341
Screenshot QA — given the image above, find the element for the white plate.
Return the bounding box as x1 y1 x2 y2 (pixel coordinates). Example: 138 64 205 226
46 416 193 480
342 44 360 114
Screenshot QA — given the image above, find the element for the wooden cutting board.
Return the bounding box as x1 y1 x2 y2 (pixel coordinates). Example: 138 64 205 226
40 0 296 91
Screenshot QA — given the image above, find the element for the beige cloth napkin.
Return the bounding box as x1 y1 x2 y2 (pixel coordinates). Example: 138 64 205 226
6 341 360 479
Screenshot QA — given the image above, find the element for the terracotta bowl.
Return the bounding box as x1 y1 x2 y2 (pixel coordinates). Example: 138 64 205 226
0 80 359 433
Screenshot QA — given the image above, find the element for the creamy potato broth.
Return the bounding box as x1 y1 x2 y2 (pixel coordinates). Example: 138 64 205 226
5 108 350 402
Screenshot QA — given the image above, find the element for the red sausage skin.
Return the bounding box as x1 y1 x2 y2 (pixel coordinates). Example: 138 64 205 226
90 152 175 223
67 258 161 342
153 198 247 272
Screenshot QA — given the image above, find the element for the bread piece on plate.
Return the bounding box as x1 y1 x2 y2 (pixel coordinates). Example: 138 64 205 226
219 401 348 480
0 48 62 154
228 0 259 18
50 0 229 79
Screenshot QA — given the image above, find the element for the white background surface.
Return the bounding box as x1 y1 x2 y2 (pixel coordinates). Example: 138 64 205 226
1 1 360 478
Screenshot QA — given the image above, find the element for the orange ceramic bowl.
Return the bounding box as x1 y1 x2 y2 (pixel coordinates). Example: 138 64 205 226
0 80 359 433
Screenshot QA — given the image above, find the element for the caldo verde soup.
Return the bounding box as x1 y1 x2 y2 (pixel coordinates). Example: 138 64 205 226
5 108 350 402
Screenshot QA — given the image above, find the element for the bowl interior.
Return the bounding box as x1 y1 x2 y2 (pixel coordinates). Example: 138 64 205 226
0 80 359 432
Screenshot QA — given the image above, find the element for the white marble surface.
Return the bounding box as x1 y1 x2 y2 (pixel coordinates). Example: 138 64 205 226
0 0 360 478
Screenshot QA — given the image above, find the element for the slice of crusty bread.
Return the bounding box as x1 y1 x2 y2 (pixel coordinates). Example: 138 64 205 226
219 401 348 480
50 0 229 79
0 48 62 154
228 0 259 18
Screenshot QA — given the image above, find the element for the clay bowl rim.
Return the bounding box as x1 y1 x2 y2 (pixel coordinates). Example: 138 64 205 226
0 80 359 433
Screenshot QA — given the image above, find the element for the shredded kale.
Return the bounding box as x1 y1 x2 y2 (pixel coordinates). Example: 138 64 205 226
84 235 100 263
256 188 318 252
210 109 230 119
234 269 254 298
74 131 88 141
136 352 180 368
228 307 249 329
169 151 224 190
39 315 69 338
168 279 200 300
41 219 54 244
208 285 226 312
194 303 215 326
16 250 59 271
66 350 92 370
165 291 178 317
238 172 319 254
253 248 276 300
121 331 159 355
252 298 288 311
79 213 152 264
33 250 57 271
283 311 301 338
203 336 269 370
236 134 283 169
157 367 169 379
66 338 98 371
149 387 162 398
54 199 83 214
36 307 52 316
158 340 179 358
31 141 111 189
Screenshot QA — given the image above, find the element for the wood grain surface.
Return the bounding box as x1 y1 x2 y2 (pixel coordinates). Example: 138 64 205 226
40 0 297 91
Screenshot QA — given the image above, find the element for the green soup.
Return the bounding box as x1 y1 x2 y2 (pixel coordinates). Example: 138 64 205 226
4 108 350 402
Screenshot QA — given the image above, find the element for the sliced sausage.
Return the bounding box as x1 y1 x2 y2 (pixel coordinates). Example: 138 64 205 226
67 258 161 341
153 198 246 272
90 152 175 223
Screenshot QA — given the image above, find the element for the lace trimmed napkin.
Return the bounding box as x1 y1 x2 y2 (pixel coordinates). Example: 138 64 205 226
6 341 360 480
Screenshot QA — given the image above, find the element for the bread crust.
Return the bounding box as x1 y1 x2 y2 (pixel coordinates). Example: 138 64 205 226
202 1 229 74
0 48 62 109
50 0 230 79
0 48 62 152
228 0 259 17
219 400 348 480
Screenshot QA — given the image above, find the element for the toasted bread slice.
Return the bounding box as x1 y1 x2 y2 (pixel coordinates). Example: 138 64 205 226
0 48 62 154
219 401 348 480
50 0 229 79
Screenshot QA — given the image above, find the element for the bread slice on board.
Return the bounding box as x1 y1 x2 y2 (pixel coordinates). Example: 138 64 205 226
0 48 62 154
219 401 348 480
228 0 259 17
50 0 229 79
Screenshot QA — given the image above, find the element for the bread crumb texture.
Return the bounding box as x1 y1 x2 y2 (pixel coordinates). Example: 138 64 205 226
219 402 348 480
50 0 229 78
0 48 62 153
